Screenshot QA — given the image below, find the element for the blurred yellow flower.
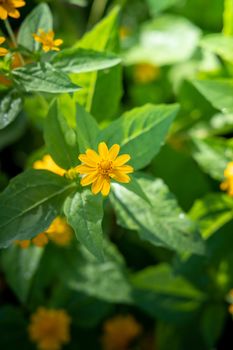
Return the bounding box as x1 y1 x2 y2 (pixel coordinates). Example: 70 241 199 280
229 304 233 315
0 0 25 20
119 26 131 39
134 63 160 84
76 142 134 196
15 232 49 249
33 30 63 52
220 162 233 196
102 315 142 350
28 307 71 350
46 216 73 247
15 239 30 248
0 36 8 56
33 154 66 177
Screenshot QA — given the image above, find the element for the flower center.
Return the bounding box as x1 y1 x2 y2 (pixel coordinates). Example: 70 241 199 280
98 160 112 176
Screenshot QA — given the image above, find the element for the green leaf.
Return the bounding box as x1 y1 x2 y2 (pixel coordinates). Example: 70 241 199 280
189 193 233 239
12 63 80 94
64 189 105 261
75 102 99 152
0 169 76 247
99 104 179 170
125 15 201 66
192 136 233 180
17 3 53 52
131 264 205 322
200 33 233 63
146 0 182 15
0 92 22 129
193 79 233 114
52 48 121 73
1 245 43 303
110 175 205 255
73 7 122 121
44 100 79 169
0 112 26 151
65 0 87 5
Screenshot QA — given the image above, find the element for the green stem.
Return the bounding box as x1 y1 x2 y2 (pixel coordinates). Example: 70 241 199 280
4 18 25 65
223 0 233 36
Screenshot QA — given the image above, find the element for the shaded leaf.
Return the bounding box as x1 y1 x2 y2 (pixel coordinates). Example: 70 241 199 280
0 92 22 129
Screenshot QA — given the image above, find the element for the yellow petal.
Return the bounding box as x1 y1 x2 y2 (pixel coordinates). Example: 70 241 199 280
42 45 51 52
110 170 130 183
81 172 98 186
109 144 120 161
98 142 109 159
8 8 20 18
0 8 8 20
115 165 134 174
114 154 131 166
91 175 105 194
79 154 97 167
76 164 96 174
0 37 6 45
101 179 111 196
86 149 100 163
54 39 63 46
0 47 8 56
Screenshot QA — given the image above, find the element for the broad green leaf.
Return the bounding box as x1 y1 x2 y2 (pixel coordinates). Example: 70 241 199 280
99 104 179 170
44 100 79 169
61 243 132 303
0 169 76 247
75 103 99 152
131 264 205 322
12 63 80 94
17 3 53 52
189 193 233 239
52 48 121 73
146 0 182 15
192 137 233 180
193 79 233 114
125 15 201 66
73 7 122 121
0 92 22 129
1 245 43 303
0 112 26 151
64 189 105 261
200 34 233 63
110 175 205 255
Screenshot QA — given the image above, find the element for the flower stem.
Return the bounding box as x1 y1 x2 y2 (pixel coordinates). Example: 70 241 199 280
4 18 25 65
223 0 233 36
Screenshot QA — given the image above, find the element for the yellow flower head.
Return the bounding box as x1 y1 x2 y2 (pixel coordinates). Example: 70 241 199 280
134 63 160 84
28 307 71 350
46 216 73 247
0 36 8 56
33 30 63 52
15 232 49 249
76 142 134 196
33 154 66 177
0 0 25 20
220 161 233 196
102 315 142 350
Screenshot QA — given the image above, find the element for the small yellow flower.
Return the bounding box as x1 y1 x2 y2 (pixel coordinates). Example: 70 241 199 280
220 161 233 196
28 307 71 350
33 29 63 52
0 36 8 56
134 63 160 84
0 0 25 20
102 315 142 350
46 217 73 247
15 232 49 249
33 154 66 177
76 142 134 196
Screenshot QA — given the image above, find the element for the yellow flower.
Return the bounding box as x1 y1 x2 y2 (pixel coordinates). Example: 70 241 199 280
28 307 71 350
33 154 66 177
46 217 73 247
220 161 233 196
102 315 142 350
0 36 8 56
134 63 160 84
76 142 134 196
15 232 49 249
0 0 25 20
15 239 30 248
33 30 63 52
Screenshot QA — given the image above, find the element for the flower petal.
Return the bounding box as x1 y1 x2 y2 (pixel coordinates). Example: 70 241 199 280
54 39 63 46
113 154 131 166
0 37 6 45
101 179 111 196
98 142 109 159
109 144 120 161
110 170 131 183
79 154 97 167
81 172 98 186
86 149 100 163
115 165 134 174
76 164 96 174
91 175 105 194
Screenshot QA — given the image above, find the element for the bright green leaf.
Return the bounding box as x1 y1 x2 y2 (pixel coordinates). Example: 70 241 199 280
200 33 233 63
